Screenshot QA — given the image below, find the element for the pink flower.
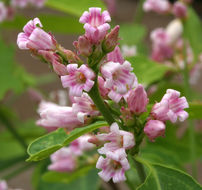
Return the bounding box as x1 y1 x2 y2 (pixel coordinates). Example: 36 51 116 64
70 135 95 155
172 2 187 18
144 120 166 142
48 147 77 172
151 89 189 123
143 0 170 14
17 18 57 50
121 45 137 58
127 84 148 115
101 61 137 98
0 2 7 23
36 101 82 130
96 148 130 183
0 180 8 190
72 93 99 122
97 123 135 154
102 0 116 16
61 64 95 97
98 76 109 97
107 46 124 64
150 28 173 62
79 7 111 44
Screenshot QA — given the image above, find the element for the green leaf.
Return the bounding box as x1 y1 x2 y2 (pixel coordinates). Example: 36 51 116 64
183 7 202 59
127 55 173 86
137 159 202 190
46 0 106 17
42 165 94 183
119 24 147 46
3 14 83 34
27 121 107 161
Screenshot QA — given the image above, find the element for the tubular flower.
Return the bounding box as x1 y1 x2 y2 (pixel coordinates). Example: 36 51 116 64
70 135 95 156
96 148 130 183
144 120 166 142
107 46 124 64
61 64 95 97
97 122 135 154
48 147 77 172
17 17 57 50
143 0 170 14
98 76 109 97
36 101 82 130
72 93 99 122
0 2 7 23
101 61 137 99
79 7 111 44
172 2 187 19
127 84 148 115
151 89 189 123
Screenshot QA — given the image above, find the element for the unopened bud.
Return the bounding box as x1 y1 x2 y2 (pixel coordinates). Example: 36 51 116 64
60 49 82 65
73 35 93 57
52 60 68 76
172 2 187 19
102 25 120 53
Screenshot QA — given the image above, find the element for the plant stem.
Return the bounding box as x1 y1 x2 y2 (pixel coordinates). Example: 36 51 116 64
0 108 27 150
88 77 115 126
182 60 197 178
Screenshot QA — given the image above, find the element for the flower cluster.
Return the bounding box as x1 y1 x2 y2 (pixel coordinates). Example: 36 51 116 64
0 0 46 23
17 7 189 183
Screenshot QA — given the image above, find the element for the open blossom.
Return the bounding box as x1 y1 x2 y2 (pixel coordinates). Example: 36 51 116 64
48 147 77 172
79 7 111 44
96 148 130 183
0 2 7 23
127 84 148 115
36 101 82 130
17 17 57 50
172 2 187 19
72 93 99 122
101 61 137 97
61 64 95 97
97 123 134 154
70 135 95 156
143 0 170 14
144 120 166 141
98 76 109 97
107 46 124 64
151 89 189 123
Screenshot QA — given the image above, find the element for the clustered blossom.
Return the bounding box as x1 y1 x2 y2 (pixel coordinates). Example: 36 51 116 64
143 0 188 18
144 89 189 141
17 6 190 184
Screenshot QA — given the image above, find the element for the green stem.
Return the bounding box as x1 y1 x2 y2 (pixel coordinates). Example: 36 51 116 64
0 109 27 151
182 61 197 178
88 77 115 126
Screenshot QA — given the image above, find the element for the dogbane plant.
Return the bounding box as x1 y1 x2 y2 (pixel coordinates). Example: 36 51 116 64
17 7 189 186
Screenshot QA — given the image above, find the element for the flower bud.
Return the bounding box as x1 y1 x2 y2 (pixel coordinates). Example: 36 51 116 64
61 48 83 64
52 60 68 76
73 35 93 57
144 120 166 142
127 85 148 115
102 25 120 53
172 2 187 19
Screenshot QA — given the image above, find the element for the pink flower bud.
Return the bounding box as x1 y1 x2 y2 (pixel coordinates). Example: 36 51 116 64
172 2 187 19
73 35 93 57
0 2 7 23
61 49 82 64
127 84 148 115
52 60 68 76
102 25 120 53
107 46 124 64
144 120 166 142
